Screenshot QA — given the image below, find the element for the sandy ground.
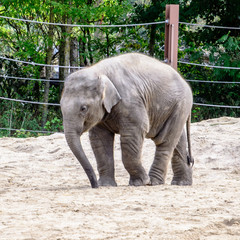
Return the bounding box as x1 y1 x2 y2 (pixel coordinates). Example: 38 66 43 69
0 116 240 240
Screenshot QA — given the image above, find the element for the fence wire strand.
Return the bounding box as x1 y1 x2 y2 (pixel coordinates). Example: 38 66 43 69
193 103 240 109
0 127 63 134
178 60 240 70
0 97 60 106
2 75 240 85
186 79 240 84
0 75 64 83
1 15 239 30
0 15 165 27
179 21 240 30
1 96 239 109
0 56 83 69
1 56 239 71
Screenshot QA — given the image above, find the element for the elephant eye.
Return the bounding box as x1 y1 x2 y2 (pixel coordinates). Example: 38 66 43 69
80 105 88 113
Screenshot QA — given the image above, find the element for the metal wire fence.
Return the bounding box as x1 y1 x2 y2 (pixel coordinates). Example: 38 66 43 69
0 15 239 135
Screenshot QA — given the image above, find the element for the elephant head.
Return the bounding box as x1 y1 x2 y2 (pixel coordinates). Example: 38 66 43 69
60 70 121 188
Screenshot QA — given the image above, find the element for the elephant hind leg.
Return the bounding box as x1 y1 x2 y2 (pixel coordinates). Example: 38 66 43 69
149 143 174 185
171 130 192 186
149 104 189 185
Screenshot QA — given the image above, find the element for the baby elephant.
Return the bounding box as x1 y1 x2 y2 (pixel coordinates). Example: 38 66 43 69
60 53 194 188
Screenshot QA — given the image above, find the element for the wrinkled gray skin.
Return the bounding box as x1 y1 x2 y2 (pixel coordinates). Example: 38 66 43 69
61 53 194 188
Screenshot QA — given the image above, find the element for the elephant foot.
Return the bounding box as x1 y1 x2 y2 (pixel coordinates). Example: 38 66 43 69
98 176 117 187
129 174 151 186
149 176 165 186
171 178 192 186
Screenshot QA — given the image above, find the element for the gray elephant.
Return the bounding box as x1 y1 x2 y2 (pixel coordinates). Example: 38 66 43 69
60 53 194 188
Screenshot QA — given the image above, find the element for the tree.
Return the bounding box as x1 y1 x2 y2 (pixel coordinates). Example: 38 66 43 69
0 0 135 136
179 0 240 120
1 0 239 136
42 6 54 128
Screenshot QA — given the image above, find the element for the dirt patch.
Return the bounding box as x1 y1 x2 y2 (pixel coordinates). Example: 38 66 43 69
0 117 240 239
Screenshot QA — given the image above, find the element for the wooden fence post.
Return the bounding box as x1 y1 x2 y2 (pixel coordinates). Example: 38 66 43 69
164 4 179 70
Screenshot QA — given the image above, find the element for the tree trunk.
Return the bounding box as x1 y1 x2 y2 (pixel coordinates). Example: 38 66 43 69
106 30 110 57
59 16 71 94
41 7 54 129
149 24 156 56
87 28 93 64
149 0 158 56
70 37 79 73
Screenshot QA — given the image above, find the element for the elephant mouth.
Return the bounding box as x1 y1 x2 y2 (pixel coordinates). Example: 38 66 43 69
82 121 93 133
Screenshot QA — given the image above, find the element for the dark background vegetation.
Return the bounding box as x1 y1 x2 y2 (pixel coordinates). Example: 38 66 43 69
0 0 239 137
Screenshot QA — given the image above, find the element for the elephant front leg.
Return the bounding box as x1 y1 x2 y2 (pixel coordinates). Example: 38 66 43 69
171 130 192 186
120 132 150 186
89 125 117 187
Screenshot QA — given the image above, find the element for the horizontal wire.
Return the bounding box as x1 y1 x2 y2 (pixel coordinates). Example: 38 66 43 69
2 56 239 71
179 21 240 30
0 15 165 27
0 127 63 134
0 104 238 137
0 75 64 83
1 96 239 109
1 15 239 30
0 56 83 69
2 75 240 85
0 96 60 106
193 103 240 108
0 101 239 137
178 60 240 70
186 79 240 84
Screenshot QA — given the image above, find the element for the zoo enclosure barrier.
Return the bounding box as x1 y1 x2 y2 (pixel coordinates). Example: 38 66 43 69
0 4 240 134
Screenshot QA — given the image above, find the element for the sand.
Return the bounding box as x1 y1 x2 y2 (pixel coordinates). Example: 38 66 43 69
0 117 240 240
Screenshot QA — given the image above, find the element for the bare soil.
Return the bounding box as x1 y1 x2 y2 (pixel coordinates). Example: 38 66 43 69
0 117 240 240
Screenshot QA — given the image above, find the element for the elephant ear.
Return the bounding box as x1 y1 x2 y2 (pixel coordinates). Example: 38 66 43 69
99 75 121 113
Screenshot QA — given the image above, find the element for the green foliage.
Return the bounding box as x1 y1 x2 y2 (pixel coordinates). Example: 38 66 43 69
178 0 240 121
209 33 240 81
13 129 38 138
0 100 41 137
44 117 63 132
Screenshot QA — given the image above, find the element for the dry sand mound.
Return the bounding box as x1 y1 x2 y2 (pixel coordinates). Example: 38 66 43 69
0 117 240 240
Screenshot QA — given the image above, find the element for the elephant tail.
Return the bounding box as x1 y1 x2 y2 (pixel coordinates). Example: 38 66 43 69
186 115 194 167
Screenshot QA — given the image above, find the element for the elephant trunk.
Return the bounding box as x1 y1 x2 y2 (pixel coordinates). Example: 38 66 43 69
64 129 98 188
